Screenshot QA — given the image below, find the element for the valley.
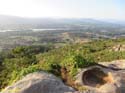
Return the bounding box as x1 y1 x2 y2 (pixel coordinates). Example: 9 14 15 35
0 16 125 93
0 17 125 52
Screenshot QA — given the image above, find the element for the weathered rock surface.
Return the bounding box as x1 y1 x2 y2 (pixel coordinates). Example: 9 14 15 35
111 44 125 52
111 44 125 51
75 60 125 93
2 71 75 93
99 60 125 70
2 60 125 93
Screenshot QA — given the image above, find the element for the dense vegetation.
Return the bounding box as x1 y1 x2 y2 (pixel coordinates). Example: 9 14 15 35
1 38 125 90
0 45 52 89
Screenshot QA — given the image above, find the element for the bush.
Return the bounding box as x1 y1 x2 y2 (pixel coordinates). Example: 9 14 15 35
1 38 125 90
9 65 41 85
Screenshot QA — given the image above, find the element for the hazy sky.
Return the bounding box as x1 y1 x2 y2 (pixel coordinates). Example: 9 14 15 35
0 0 124 20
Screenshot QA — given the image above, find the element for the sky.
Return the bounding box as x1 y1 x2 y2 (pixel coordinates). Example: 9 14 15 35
0 0 124 20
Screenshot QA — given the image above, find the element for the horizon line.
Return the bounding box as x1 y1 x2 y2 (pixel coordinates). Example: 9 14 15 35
0 14 125 21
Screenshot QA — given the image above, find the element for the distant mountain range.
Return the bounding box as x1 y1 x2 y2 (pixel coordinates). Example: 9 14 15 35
97 19 125 25
0 15 124 25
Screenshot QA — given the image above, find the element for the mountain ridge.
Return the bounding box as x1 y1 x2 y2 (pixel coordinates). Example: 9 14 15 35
0 15 122 25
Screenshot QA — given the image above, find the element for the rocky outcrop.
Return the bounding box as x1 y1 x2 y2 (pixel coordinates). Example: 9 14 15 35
112 44 125 51
2 71 75 93
98 60 125 70
2 60 125 93
75 60 125 93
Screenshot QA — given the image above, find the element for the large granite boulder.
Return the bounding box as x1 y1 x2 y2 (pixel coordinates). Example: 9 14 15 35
2 71 75 93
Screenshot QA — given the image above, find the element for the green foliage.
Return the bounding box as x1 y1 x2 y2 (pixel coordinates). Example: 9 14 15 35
1 38 125 90
8 65 40 85
0 46 45 90
37 38 125 78
60 53 95 77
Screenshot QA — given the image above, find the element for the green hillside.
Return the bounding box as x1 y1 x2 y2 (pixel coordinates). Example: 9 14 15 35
1 38 125 90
